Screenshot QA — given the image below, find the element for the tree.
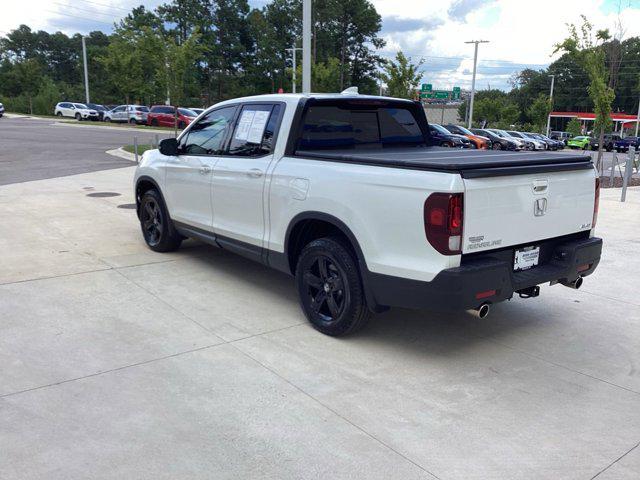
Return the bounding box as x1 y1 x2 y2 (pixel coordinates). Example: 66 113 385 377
555 16 615 170
382 51 422 99
12 59 42 113
528 94 552 132
566 117 582 137
163 31 205 134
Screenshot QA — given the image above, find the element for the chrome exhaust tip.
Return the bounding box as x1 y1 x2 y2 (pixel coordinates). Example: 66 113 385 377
466 303 490 319
563 276 583 290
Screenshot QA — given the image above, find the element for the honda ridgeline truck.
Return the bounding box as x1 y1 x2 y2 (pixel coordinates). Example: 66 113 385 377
134 93 602 336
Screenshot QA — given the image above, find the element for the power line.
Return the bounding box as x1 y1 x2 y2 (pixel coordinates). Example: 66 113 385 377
51 2 123 20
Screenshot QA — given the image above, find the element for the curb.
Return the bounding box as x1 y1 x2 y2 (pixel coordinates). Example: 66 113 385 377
106 147 138 162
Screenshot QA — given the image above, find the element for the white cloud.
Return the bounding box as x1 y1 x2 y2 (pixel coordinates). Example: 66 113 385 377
372 0 640 90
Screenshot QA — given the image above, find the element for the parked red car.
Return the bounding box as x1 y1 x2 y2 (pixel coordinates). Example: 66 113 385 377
146 105 198 128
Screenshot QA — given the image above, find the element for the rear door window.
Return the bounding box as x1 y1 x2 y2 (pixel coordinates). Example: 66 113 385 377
228 104 282 156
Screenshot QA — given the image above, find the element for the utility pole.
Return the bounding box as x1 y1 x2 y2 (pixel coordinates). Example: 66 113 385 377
81 36 90 104
302 0 311 94
545 74 555 136
285 45 302 93
465 40 489 129
635 96 640 137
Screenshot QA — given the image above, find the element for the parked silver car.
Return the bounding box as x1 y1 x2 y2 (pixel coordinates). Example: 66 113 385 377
104 105 149 124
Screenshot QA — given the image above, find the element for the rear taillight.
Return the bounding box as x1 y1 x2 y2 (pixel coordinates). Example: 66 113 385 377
424 192 463 255
592 176 600 229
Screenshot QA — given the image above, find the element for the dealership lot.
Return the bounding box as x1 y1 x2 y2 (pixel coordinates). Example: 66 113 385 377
1 119 640 479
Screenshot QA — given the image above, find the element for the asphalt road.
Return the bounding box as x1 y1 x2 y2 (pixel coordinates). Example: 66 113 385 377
0 117 172 185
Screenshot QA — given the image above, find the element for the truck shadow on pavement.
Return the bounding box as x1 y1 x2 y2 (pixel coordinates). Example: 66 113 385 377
180 240 548 356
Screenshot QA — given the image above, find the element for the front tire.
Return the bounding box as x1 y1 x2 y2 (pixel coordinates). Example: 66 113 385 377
493 142 502 150
139 189 182 252
75 113 81 121
295 237 370 336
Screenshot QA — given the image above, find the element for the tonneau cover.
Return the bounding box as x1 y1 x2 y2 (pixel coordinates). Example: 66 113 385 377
296 147 593 178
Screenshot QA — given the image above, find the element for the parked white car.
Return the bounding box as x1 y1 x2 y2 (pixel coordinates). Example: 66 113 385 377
54 102 99 121
134 93 602 336
104 105 149 124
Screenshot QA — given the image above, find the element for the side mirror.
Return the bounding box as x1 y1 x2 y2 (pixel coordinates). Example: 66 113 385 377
159 138 179 156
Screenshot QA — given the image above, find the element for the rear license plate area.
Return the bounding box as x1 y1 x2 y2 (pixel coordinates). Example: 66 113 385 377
514 246 540 271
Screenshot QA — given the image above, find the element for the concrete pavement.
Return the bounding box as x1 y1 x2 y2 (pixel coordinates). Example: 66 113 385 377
1 164 640 479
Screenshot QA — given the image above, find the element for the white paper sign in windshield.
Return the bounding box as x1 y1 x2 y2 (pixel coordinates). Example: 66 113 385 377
247 110 270 144
234 110 255 141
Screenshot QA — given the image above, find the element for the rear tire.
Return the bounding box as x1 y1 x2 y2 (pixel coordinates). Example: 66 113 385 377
139 189 182 252
105 117 111 122
295 237 370 336
56 112 62 117
75 113 81 121
151 118 159 127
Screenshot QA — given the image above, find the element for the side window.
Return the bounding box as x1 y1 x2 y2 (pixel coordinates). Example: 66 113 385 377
228 104 281 157
179 106 236 155
114 106 125 113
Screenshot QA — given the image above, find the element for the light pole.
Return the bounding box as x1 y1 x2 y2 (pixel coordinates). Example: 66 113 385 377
635 96 640 137
545 74 555 136
285 45 302 93
81 36 90 104
302 0 311 94
465 39 489 129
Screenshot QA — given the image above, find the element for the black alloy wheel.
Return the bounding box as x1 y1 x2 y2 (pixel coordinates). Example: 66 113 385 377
139 189 182 252
492 142 502 150
296 237 370 336
141 198 163 247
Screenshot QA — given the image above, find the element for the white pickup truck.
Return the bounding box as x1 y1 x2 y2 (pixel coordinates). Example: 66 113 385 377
134 93 602 336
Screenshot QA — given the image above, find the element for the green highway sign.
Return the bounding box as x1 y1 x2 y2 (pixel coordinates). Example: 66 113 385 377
419 85 462 101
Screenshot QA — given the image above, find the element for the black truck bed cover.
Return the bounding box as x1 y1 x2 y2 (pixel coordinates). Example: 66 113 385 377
296 147 593 178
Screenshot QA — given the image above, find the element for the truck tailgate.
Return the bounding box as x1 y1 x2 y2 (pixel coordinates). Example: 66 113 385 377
462 168 596 253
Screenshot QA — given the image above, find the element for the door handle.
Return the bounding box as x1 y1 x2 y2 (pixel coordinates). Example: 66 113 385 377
247 168 263 178
199 165 211 175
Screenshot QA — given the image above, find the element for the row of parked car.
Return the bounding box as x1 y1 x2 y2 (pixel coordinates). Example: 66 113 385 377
429 124 566 151
53 102 205 128
560 132 639 153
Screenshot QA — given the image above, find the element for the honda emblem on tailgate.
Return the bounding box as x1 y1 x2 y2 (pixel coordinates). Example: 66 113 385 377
534 198 547 216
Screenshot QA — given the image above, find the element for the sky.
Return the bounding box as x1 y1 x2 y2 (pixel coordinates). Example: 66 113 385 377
1 0 640 91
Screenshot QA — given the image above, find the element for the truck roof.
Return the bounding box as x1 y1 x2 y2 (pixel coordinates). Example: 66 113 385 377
212 93 415 108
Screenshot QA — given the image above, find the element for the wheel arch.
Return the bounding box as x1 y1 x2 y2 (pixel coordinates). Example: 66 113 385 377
280 211 383 312
135 175 165 219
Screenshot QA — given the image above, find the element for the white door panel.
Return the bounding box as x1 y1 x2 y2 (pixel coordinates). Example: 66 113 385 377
212 155 272 246
164 155 217 230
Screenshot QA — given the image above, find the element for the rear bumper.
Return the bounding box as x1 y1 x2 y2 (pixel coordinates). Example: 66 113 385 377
366 235 602 312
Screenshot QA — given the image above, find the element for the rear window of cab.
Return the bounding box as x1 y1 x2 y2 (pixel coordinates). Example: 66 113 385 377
297 101 427 150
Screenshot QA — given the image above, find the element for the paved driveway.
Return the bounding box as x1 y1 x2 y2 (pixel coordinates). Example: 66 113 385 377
0 117 171 185
1 159 639 477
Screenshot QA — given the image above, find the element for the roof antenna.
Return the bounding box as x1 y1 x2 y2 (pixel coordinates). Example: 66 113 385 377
341 86 359 95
